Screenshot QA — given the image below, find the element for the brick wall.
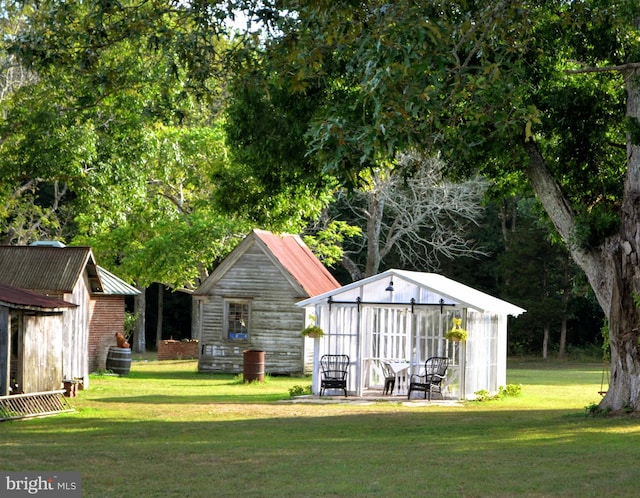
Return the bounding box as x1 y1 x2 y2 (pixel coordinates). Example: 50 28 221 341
158 340 199 360
88 296 125 373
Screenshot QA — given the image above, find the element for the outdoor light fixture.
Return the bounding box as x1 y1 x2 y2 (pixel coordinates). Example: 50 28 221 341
385 279 394 292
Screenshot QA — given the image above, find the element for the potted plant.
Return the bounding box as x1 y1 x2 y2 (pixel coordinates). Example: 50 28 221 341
301 325 325 339
445 317 468 342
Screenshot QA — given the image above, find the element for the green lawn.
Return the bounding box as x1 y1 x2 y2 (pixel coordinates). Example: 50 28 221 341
2 359 638 497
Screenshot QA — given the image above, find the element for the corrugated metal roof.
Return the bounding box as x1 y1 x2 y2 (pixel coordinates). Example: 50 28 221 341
297 268 526 316
253 229 341 297
0 246 94 293
97 266 140 296
0 246 137 296
0 283 76 310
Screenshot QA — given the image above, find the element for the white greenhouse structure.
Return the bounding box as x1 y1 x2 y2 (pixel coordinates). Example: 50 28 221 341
297 269 526 400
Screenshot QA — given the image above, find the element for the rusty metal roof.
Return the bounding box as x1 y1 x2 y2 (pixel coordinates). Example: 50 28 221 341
253 229 340 296
194 229 341 297
0 283 76 310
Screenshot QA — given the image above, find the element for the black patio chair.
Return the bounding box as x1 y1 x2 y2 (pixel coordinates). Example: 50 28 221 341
381 361 396 395
320 354 350 397
407 357 449 400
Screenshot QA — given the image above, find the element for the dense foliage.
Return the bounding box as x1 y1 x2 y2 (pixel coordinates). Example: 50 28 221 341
4 0 631 362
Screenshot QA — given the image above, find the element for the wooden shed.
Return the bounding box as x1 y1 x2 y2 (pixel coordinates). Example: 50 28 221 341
0 245 139 387
0 283 76 395
297 269 526 399
193 229 340 375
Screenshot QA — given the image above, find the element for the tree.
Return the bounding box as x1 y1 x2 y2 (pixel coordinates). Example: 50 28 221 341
335 151 487 279
222 43 337 229
71 122 256 351
0 3 77 243
4 0 336 349
2 0 250 350
243 0 640 411
9 0 640 409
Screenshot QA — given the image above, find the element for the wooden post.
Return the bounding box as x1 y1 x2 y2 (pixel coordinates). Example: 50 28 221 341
0 308 9 396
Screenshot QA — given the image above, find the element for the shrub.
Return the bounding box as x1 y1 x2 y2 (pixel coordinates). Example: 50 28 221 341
585 402 611 417
289 384 312 397
473 384 522 402
499 384 523 397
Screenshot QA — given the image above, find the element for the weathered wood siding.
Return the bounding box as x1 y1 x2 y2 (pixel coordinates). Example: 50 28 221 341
198 245 307 374
21 313 64 393
55 274 91 387
0 307 8 395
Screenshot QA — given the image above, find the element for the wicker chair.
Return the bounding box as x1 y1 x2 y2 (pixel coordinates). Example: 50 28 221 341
408 357 449 400
320 354 350 397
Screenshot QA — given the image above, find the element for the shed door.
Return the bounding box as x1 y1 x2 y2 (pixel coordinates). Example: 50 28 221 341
22 314 64 393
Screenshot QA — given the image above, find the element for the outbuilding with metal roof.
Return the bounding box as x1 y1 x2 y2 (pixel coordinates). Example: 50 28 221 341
193 229 341 375
0 244 139 387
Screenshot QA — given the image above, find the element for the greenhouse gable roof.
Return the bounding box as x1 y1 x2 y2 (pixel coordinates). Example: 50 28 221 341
297 269 526 316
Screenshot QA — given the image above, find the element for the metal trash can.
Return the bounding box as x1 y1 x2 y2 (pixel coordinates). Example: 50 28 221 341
243 350 265 383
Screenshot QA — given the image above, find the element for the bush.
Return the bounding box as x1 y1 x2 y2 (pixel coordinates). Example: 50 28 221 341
474 384 522 402
289 384 312 397
499 384 523 397
585 401 611 417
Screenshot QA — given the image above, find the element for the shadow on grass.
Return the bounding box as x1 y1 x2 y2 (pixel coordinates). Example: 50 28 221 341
3 406 640 497
91 393 290 404
120 369 230 381
122 369 309 383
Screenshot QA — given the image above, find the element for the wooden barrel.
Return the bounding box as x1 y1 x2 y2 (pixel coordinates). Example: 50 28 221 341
243 350 265 383
106 346 131 376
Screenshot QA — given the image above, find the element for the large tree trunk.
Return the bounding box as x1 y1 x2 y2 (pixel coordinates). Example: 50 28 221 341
525 66 640 411
602 66 640 411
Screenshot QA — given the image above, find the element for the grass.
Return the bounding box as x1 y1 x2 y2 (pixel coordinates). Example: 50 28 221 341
2 359 638 497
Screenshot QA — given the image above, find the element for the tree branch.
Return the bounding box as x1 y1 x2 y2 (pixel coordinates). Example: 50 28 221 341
524 140 611 311
564 62 640 74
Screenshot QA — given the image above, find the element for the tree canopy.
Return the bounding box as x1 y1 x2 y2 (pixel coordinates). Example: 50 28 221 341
0 0 326 289
249 0 640 411
4 0 639 408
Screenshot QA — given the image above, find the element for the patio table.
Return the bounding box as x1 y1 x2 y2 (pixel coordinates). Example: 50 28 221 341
386 361 411 395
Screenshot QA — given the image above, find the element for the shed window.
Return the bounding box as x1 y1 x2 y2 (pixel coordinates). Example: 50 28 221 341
226 301 250 340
